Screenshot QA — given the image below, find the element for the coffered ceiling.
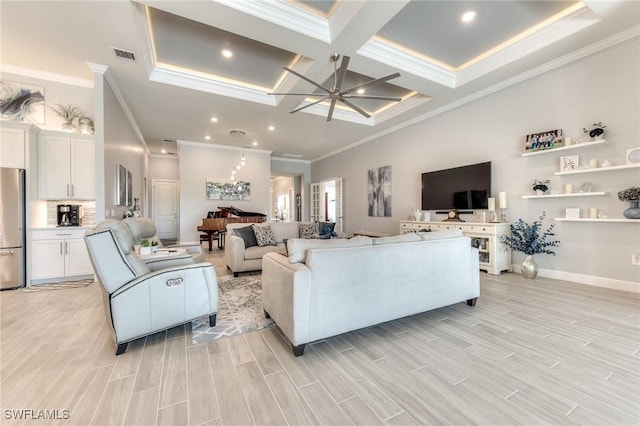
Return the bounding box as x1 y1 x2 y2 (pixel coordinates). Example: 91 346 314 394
1 1 638 160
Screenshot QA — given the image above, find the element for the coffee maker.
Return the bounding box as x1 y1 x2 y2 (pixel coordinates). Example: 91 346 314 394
57 204 81 226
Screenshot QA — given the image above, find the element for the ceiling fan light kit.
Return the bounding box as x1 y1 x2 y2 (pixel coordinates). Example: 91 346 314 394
268 53 402 121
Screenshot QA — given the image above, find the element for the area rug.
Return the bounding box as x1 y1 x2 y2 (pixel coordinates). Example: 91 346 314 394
191 274 275 344
17 279 94 292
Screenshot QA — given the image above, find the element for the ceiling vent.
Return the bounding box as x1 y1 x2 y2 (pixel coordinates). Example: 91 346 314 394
113 47 136 62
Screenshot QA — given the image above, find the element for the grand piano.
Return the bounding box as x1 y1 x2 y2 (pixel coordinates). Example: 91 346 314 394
197 206 266 251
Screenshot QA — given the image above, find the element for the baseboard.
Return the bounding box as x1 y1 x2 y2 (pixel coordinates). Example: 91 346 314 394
510 264 640 294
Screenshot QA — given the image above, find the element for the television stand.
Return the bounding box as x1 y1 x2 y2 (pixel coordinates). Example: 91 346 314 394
399 220 512 275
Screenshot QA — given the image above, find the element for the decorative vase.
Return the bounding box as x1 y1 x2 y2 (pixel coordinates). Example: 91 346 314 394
623 199 640 219
62 120 75 132
140 246 151 255
521 255 538 279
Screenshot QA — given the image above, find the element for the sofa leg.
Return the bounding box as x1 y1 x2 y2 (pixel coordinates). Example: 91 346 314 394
292 344 306 357
115 342 128 355
466 297 478 306
233 272 239 278
264 310 271 319
209 314 217 327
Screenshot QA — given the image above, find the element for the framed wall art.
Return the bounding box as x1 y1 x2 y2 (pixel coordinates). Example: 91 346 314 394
206 178 251 200
560 155 579 172
524 129 563 152
115 163 127 206
0 80 45 125
368 165 392 217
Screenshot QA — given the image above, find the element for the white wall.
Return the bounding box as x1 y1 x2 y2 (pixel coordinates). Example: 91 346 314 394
271 157 311 220
178 142 271 242
103 80 147 219
312 37 640 286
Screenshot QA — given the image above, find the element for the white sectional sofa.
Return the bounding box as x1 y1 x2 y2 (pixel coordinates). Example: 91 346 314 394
261 230 480 356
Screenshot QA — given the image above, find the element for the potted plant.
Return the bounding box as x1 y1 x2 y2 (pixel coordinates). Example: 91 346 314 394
139 239 151 255
151 240 159 253
618 187 640 219
499 211 560 279
532 179 550 195
49 103 85 132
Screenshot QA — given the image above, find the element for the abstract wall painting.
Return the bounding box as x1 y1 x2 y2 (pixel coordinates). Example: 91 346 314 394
368 165 392 217
115 163 127 206
0 80 45 125
206 179 251 200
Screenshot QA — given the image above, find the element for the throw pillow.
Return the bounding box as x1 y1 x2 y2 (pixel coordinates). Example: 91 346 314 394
252 224 276 246
318 221 336 238
298 222 319 239
233 226 258 248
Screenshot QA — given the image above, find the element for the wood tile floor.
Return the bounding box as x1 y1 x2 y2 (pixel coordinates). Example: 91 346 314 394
1 248 639 425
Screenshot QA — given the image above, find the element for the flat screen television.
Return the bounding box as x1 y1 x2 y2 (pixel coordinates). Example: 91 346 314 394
421 161 491 211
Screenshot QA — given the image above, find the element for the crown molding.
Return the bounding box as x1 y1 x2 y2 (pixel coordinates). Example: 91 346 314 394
271 156 311 164
149 153 179 160
0 64 94 88
215 0 330 43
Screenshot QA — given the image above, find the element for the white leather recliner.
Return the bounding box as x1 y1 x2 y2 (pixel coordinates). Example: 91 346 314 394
85 220 218 355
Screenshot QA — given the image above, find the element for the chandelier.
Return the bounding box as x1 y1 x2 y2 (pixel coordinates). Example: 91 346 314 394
229 130 246 181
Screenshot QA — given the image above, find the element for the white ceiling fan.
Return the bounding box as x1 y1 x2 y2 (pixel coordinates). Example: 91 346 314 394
268 53 402 121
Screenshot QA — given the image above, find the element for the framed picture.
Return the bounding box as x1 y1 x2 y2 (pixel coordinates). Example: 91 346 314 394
0 80 45 125
524 129 563 152
126 170 133 207
205 178 251 200
626 147 640 165
368 165 392 217
115 163 127 206
560 155 579 172
565 208 580 219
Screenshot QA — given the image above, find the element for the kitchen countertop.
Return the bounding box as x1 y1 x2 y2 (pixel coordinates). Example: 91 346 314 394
30 225 95 230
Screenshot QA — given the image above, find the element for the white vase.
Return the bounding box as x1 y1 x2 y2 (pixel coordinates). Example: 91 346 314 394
521 255 538 279
140 246 151 255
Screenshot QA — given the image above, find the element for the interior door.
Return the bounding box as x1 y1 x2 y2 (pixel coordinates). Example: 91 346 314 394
310 183 321 222
153 180 179 240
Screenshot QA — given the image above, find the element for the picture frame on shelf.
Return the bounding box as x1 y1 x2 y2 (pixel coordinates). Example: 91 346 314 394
524 129 563 152
626 147 640 165
565 208 580 219
560 155 579 172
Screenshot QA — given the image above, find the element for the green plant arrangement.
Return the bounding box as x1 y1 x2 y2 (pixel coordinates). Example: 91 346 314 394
140 239 150 247
618 187 640 219
151 240 159 247
49 103 85 131
500 212 560 279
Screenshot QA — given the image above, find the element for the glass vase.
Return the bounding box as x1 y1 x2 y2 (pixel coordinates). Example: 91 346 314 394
623 199 640 219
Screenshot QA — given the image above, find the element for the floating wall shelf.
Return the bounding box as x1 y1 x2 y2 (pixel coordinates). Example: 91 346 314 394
522 192 607 199
554 163 640 176
555 218 639 223
521 139 607 157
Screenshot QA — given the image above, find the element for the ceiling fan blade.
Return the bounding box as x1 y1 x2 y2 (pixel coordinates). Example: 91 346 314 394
283 67 331 94
327 97 338 122
334 55 350 92
267 92 327 96
342 95 402 102
289 96 331 114
340 72 401 96
339 98 371 119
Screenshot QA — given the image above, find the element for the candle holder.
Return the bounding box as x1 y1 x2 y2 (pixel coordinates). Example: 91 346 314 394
499 209 507 223
489 210 499 223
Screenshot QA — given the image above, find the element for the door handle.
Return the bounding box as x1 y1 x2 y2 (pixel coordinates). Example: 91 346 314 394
71 184 75 197
0 250 14 256
67 184 70 196
64 241 68 255
60 242 63 255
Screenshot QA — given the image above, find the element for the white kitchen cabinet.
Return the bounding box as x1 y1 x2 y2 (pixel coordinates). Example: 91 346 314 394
31 228 93 283
38 131 95 199
0 123 38 169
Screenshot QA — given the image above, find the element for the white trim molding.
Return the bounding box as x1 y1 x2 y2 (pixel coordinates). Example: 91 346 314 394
0 64 94 88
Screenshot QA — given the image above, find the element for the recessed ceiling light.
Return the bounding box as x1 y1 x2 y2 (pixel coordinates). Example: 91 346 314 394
221 49 233 58
252 141 258 146
210 117 218 123
357 88 365 95
268 125 275 131
161 148 167 154
461 11 476 23
205 135 211 140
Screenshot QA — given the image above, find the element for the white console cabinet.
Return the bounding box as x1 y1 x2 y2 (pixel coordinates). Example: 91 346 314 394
38 131 95 199
400 221 512 275
31 228 94 283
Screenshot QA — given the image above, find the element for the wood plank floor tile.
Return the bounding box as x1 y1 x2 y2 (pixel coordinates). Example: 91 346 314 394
159 336 187 408
264 370 320 426
236 360 287 425
186 344 219 425
132 331 167 393
340 395 385 425
299 381 352 426
209 351 253 425
243 330 283 375
157 401 189 426
89 375 135 426
123 387 159 426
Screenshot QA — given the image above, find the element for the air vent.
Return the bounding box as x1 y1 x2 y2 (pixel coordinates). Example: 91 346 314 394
113 47 136 62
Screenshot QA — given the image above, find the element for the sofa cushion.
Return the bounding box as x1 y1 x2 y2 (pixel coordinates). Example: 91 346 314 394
420 229 463 241
318 221 336 237
253 224 276 246
372 233 421 245
287 236 373 263
271 222 300 242
245 243 284 260
298 222 319 239
233 225 258 248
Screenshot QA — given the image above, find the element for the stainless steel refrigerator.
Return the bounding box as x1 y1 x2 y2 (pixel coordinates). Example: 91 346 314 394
0 168 25 290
